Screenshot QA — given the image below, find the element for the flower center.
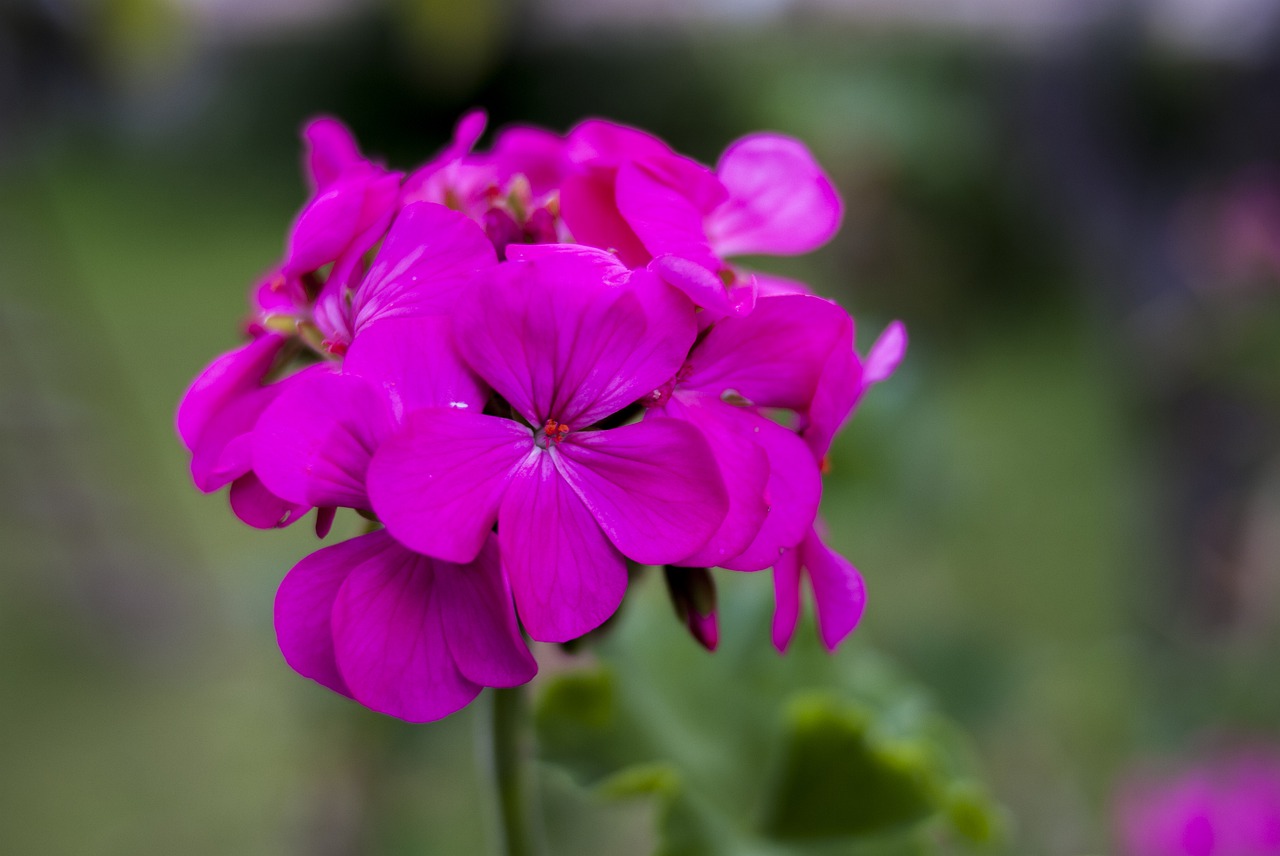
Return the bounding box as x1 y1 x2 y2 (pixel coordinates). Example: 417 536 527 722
541 419 570 446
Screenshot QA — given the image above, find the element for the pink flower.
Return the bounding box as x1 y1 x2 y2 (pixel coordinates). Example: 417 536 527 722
561 120 842 319
1118 751 1280 856
249 316 532 722
276 528 535 723
366 247 730 642
177 201 495 528
401 111 569 259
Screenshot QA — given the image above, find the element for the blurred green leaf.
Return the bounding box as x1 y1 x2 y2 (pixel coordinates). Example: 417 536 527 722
533 575 1004 855
761 694 939 839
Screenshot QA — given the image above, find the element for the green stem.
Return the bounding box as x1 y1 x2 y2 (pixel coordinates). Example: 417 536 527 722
481 685 543 856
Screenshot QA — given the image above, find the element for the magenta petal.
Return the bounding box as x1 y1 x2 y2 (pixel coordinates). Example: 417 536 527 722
559 172 651 267
345 316 487 416
804 320 907 460
367 409 533 563
455 254 695 427
492 125 567 197
349 202 497 333
451 110 488 159
189 384 276 492
649 254 740 318
705 134 843 257
684 294 853 412
437 536 537 687
555 418 728 566
720 413 822 572
253 369 395 509
499 452 628 643
566 119 672 167
275 532 397 698
177 334 285 449
228 472 308 529
304 116 364 190
752 272 813 297
656 394 769 568
804 531 866 651
284 178 368 276
771 549 802 653
865 320 908 384
331 537 481 722
615 160 723 274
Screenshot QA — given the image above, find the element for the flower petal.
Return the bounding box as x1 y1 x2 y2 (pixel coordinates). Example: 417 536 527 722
656 394 769 568
437 536 537 687
771 549 802 653
284 170 400 279
804 530 867 651
684 293 852 412
189 384 277 492
804 320 907 460
176 333 285 449
253 369 395 509
275 532 397 698
705 134 843 257
559 171 651 267
303 116 364 190
349 202 497 333
499 451 628 643
455 254 695 426
615 160 723 273
720 412 822 572
228 472 308 529
555 418 728 566
331 537 481 722
345 315 488 416
367 409 533 563
648 255 756 320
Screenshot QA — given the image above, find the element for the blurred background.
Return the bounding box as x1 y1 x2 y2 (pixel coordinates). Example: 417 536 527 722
3 0 1280 853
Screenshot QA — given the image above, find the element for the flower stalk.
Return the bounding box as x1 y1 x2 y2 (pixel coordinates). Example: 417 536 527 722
481 684 543 856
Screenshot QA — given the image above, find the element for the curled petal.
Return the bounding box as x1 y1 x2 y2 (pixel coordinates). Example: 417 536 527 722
656 394 769 569
499 451 628 643
368 409 533 563
331 536 481 722
303 116 364 190
804 320 907 460
720 413 822 573
228 472 308 529
684 293 852 412
804 530 867 651
284 170 400 279
177 333 285 450
189 384 277 492
615 160 723 273
771 549 802 653
555 418 728 567
705 134 843 257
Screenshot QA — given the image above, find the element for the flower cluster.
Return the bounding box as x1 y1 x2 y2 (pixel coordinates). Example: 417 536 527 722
1118 750 1280 856
176 112 905 722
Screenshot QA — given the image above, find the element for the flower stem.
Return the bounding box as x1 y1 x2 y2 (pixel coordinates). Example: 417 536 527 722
481 685 543 856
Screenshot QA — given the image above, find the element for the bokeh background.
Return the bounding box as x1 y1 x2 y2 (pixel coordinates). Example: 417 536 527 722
4 0 1280 853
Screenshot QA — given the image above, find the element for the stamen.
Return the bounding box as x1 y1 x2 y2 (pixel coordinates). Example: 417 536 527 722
543 419 570 444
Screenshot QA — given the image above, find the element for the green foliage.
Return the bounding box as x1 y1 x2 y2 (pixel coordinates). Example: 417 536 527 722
534 575 1005 855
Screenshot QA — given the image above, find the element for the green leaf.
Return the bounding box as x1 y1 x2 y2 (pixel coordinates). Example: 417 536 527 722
761 694 940 839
